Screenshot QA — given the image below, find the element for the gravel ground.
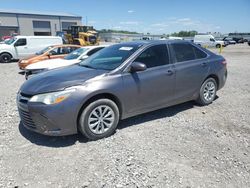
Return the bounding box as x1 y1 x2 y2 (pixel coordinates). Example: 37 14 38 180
0 44 250 188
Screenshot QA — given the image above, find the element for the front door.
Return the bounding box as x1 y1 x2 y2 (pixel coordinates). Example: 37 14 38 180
14 38 28 59
122 44 175 114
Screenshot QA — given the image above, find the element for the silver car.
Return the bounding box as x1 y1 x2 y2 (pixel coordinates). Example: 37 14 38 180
17 40 227 140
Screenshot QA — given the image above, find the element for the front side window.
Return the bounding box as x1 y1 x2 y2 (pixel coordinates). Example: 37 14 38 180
134 44 170 68
49 47 61 55
36 46 53 55
15 38 27 46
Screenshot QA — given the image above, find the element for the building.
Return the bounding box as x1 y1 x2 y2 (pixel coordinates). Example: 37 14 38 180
0 9 82 38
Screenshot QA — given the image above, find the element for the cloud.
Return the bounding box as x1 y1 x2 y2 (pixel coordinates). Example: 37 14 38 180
128 10 135 13
120 21 139 25
112 26 122 30
171 18 198 26
150 23 169 27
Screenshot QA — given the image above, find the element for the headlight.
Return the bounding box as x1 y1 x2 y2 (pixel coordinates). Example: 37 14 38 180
30 88 76 105
21 60 28 64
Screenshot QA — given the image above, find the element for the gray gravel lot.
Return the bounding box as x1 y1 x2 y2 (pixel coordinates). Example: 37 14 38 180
0 44 250 188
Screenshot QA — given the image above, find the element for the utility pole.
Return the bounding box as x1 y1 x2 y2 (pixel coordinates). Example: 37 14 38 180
86 16 88 26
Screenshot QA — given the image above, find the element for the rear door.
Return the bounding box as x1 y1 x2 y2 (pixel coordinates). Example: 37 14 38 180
122 44 175 114
170 42 209 101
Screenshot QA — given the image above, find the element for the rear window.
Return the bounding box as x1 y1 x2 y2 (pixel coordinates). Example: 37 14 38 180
172 43 207 63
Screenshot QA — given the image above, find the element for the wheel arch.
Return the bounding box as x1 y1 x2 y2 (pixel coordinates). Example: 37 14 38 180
0 51 13 58
76 93 123 131
205 74 219 88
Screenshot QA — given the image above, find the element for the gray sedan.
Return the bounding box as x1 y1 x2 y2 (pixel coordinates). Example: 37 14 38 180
17 40 227 140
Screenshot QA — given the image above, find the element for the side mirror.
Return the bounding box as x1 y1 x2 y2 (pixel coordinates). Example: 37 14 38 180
130 62 147 73
47 52 52 58
80 55 88 60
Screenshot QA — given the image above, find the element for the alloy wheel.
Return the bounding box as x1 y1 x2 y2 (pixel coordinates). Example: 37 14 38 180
88 105 115 135
203 81 216 102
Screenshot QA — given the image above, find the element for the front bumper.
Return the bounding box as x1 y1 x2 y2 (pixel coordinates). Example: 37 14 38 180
18 61 28 70
17 92 80 136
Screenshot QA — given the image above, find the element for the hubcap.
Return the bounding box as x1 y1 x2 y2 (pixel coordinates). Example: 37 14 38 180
3 55 10 63
203 81 216 101
88 105 115 135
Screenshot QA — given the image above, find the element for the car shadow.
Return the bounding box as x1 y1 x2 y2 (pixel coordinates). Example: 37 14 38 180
19 100 200 147
19 122 89 147
118 101 196 130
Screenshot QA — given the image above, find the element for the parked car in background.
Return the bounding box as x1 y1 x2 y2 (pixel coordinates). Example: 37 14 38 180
0 36 63 63
24 45 108 79
18 44 81 70
233 37 244 43
222 37 236 45
248 40 250 46
17 40 227 140
194 34 225 48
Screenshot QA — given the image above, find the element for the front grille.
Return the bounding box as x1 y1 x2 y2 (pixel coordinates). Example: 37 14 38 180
19 109 36 129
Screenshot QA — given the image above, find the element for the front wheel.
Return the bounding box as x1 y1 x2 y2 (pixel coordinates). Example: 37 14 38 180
79 99 120 140
0 53 12 63
196 78 217 106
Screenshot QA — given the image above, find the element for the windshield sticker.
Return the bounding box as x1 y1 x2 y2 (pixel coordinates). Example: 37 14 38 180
119 47 133 51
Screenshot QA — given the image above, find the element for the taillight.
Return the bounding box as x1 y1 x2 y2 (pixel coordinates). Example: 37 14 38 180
221 60 227 65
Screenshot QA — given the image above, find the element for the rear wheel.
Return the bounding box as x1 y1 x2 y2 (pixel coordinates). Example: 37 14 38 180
0 53 12 63
79 99 119 140
196 78 217 105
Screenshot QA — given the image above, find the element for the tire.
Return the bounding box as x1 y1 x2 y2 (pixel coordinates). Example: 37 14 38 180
196 78 217 106
216 44 221 48
0 53 12 63
79 98 120 140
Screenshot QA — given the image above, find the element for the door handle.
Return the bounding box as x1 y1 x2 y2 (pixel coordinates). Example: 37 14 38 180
166 69 174 76
201 62 208 67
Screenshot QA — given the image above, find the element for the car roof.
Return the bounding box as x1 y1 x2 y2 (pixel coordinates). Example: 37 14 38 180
115 40 192 47
80 45 110 49
50 44 82 48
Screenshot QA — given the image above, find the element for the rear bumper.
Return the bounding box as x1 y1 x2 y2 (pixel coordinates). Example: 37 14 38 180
217 67 227 90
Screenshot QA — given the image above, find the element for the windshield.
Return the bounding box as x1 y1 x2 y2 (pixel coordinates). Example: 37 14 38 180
4 38 16 45
36 46 53 55
79 44 140 70
64 48 89 60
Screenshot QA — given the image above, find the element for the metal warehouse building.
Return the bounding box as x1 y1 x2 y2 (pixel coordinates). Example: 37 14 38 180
0 9 82 38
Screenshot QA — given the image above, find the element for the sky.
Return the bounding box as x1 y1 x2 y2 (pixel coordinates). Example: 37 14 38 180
1 0 250 34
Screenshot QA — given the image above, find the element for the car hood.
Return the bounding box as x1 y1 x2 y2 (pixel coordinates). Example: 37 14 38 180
0 44 12 49
25 58 78 70
20 65 108 95
22 54 38 60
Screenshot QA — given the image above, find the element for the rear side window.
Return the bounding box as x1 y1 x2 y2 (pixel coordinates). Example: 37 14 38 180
172 43 207 63
135 44 169 68
193 46 207 59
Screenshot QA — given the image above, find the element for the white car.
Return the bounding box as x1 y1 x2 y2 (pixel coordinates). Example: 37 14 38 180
25 45 108 79
0 36 62 63
194 34 225 48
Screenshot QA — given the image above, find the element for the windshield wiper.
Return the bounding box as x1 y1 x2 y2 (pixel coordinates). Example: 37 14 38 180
80 64 95 69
